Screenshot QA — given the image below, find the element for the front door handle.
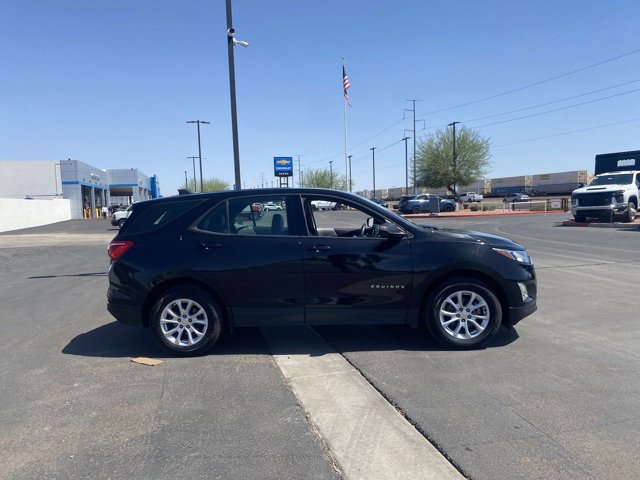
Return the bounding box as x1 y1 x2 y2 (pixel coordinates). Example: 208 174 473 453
200 242 222 251
308 245 331 253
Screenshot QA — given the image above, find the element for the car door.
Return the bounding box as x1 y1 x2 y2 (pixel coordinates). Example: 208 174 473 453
300 195 413 325
185 194 304 327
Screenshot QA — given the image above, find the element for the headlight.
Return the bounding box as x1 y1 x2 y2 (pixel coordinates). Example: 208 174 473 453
613 191 624 204
571 196 578 206
493 248 532 264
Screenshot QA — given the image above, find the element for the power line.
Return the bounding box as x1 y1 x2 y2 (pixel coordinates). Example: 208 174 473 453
462 78 640 123
474 87 640 128
418 47 640 117
492 118 640 148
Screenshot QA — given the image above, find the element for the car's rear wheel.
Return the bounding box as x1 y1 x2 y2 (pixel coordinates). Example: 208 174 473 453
443 203 454 212
425 277 502 349
412 206 421 214
151 286 222 355
118 218 126 228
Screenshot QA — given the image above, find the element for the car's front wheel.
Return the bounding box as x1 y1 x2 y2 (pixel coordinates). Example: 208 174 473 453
412 206 421 214
150 286 223 355
624 201 637 222
425 277 502 349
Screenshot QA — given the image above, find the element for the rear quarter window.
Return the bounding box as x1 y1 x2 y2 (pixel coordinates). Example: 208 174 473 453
122 200 203 234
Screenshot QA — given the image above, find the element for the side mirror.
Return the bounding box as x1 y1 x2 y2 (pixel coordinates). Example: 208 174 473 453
378 223 405 239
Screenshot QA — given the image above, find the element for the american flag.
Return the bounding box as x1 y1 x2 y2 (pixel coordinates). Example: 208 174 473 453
343 66 352 107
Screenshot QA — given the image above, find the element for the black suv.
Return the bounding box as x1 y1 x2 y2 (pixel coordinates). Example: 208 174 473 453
107 189 536 354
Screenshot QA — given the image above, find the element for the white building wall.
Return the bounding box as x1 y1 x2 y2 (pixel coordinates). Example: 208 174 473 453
0 198 71 232
0 160 61 199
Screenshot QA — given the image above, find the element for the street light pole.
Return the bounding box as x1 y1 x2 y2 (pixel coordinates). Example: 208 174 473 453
329 160 333 189
449 121 460 202
186 120 210 192
226 0 248 190
187 156 198 191
347 155 352 193
184 170 188 190
370 147 377 198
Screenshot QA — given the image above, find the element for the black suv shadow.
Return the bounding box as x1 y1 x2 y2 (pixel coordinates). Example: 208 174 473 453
62 321 519 359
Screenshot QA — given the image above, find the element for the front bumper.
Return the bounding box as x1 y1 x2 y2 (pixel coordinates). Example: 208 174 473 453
571 203 628 217
505 298 537 328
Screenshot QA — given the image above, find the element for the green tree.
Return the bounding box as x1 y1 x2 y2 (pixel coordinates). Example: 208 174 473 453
302 168 353 191
195 177 230 192
415 126 490 201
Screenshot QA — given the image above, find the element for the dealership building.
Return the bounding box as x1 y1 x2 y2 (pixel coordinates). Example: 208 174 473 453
0 159 160 219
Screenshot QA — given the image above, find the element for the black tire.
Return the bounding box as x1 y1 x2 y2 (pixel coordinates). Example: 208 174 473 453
412 206 421 214
118 218 126 228
150 286 223 355
574 214 586 223
624 201 636 222
443 203 454 212
425 277 502 350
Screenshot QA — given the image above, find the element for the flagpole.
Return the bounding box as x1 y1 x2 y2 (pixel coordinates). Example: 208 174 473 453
342 58 350 192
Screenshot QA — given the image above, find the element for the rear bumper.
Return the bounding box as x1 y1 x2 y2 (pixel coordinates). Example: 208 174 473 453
107 286 145 327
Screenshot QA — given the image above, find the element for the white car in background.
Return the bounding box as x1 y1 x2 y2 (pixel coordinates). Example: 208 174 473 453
311 200 338 210
111 204 132 228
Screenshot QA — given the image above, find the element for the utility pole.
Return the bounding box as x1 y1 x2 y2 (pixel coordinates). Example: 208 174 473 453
261 172 264 188
405 100 421 194
184 171 188 190
186 120 210 192
300 171 304 188
449 121 460 202
347 155 352 193
329 160 333 189
370 147 377 198
402 136 411 196
187 156 198 191
226 0 244 190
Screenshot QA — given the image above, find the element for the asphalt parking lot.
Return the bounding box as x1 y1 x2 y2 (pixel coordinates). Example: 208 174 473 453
1 214 639 480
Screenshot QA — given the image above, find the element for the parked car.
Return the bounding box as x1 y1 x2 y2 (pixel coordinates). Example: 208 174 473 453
107 189 536 355
370 198 389 208
503 193 530 203
111 204 133 228
399 194 456 214
311 200 337 210
262 202 283 211
459 192 483 203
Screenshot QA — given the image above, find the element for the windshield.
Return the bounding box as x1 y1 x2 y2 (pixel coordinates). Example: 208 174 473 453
588 173 633 186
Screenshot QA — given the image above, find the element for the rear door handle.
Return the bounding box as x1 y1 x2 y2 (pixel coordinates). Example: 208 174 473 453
308 245 331 253
200 242 222 251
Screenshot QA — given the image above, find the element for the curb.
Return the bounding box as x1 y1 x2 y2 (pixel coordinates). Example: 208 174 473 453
560 219 640 229
401 210 568 219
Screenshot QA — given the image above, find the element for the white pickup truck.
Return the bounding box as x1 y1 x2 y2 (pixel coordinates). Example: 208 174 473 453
571 170 639 222
459 192 483 203
111 204 133 228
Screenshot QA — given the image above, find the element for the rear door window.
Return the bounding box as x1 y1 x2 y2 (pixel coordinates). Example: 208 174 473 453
123 200 203 234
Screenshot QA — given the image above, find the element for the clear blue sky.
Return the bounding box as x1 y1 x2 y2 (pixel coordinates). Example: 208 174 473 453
2 1 639 194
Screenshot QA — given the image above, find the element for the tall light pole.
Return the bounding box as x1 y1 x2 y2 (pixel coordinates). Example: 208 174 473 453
184 171 188 190
370 147 377 198
295 154 303 188
402 136 410 196
405 99 421 194
186 120 210 192
329 160 333 189
449 121 460 202
187 156 198 191
347 155 352 193
226 0 249 190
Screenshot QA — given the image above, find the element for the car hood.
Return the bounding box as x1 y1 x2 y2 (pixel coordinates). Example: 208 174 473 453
572 185 624 194
423 226 524 250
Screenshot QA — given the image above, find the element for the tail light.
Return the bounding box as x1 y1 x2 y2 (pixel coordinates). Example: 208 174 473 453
108 240 134 260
